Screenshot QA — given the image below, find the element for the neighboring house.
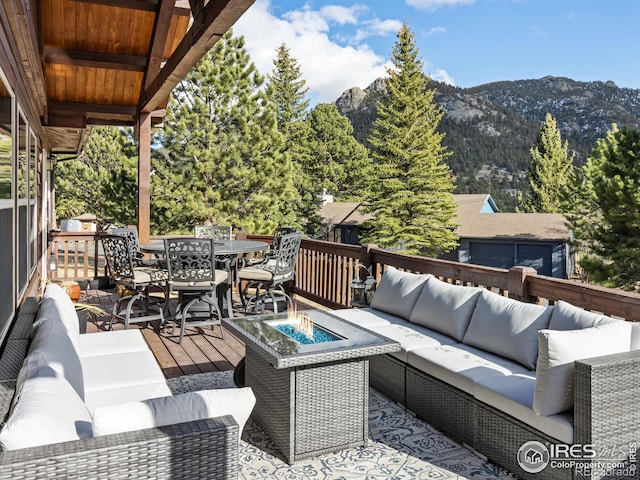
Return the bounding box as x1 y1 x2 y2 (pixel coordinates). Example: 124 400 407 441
318 194 572 278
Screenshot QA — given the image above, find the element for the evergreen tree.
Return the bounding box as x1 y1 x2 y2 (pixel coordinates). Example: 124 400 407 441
304 103 371 201
519 113 575 212
361 23 458 257
152 31 299 235
565 125 640 290
55 126 137 227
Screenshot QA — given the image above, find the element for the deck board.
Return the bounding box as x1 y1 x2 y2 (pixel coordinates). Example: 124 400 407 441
80 288 322 379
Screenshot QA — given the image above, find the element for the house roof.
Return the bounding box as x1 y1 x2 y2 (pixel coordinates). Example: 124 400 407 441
320 194 570 241
5 0 254 154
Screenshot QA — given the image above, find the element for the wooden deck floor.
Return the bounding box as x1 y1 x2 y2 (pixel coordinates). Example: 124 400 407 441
80 288 324 379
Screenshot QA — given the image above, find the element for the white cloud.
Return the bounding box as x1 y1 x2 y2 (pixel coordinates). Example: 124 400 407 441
424 26 446 37
406 0 475 10
233 0 391 104
430 68 456 85
354 18 404 42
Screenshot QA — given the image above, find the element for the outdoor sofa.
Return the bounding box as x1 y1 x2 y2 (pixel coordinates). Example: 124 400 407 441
332 267 640 480
0 283 256 480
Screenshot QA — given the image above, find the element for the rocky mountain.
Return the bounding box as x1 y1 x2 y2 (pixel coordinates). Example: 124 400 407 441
335 76 640 211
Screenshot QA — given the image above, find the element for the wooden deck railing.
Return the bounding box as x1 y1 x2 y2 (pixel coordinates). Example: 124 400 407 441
48 231 640 322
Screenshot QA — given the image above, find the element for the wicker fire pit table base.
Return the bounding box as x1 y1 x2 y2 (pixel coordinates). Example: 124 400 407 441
223 309 400 464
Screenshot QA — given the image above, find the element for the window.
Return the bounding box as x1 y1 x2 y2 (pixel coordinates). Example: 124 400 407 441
0 72 14 339
17 110 27 295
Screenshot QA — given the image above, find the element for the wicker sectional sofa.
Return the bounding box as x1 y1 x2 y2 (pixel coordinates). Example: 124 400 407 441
332 267 640 480
0 284 256 480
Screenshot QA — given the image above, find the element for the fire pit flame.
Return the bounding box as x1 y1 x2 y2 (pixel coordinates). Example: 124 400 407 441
289 310 314 340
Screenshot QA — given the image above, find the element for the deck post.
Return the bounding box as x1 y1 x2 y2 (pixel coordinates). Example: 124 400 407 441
508 266 537 302
137 112 152 245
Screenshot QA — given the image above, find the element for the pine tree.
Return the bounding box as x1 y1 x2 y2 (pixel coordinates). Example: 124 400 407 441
519 113 575 213
304 103 371 201
565 125 640 290
55 126 137 227
361 22 457 257
152 31 299 234
266 43 315 233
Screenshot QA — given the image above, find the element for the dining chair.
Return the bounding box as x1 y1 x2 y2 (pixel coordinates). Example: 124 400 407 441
194 225 233 241
110 226 158 267
237 232 302 314
100 234 167 330
163 237 231 344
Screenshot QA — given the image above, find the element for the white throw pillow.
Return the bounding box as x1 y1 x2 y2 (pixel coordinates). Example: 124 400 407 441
409 277 482 341
0 364 93 450
548 300 610 331
462 289 552 369
370 266 430 320
28 318 85 399
534 321 632 416
92 387 257 443
40 284 80 338
33 297 80 349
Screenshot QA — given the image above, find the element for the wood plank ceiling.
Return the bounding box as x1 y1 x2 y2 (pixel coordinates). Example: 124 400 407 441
36 0 254 153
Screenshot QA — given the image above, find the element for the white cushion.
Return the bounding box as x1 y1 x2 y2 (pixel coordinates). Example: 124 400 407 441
365 323 456 362
473 373 573 444
0 365 93 450
92 387 256 443
407 344 528 394
370 267 430 320
409 277 482 341
548 300 609 331
462 290 552 369
82 350 167 393
534 321 632 416
40 283 80 339
27 319 85 399
33 297 79 349
84 382 173 413
330 308 394 328
78 329 151 358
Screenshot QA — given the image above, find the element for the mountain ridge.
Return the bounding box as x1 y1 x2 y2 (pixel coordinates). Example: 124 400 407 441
334 76 640 210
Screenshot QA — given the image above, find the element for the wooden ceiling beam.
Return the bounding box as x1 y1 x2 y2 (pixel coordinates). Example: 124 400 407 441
48 101 137 117
44 48 147 72
71 0 191 16
139 0 255 113
143 0 176 90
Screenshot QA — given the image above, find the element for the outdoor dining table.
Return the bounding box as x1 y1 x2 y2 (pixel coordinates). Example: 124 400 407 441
140 239 270 257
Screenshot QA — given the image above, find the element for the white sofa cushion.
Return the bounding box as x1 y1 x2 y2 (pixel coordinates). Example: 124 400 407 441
474 373 573 444
365 323 457 362
407 343 528 394
632 323 640 351
84 382 173 413
78 329 151 358
534 321 633 416
0 364 93 450
548 300 610 331
33 297 79 349
82 350 168 393
370 267 430 320
331 307 394 328
39 284 80 339
409 277 482 341
92 387 256 443
462 290 552 369
27 319 85 399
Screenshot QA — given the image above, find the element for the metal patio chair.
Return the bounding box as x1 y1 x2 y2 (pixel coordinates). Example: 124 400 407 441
101 234 167 330
164 237 231 344
111 226 159 267
237 232 302 314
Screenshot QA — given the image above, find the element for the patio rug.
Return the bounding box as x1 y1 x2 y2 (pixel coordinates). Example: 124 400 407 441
168 372 511 480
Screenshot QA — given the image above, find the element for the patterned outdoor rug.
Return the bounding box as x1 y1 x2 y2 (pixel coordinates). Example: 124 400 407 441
168 372 511 480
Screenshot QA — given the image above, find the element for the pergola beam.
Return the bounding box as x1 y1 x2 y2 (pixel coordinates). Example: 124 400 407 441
142 0 176 90
44 48 147 72
139 0 255 113
71 0 191 16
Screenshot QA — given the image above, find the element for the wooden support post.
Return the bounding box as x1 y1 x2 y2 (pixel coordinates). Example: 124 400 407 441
508 266 537 302
137 112 151 245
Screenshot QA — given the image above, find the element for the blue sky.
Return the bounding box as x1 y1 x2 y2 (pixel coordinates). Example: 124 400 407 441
233 0 640 105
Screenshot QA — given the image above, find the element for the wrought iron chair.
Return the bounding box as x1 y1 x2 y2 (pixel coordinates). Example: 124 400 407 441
110 226 158 267
164 238 231 344
194 225 233 241
237 232 302 313
101 234 167 330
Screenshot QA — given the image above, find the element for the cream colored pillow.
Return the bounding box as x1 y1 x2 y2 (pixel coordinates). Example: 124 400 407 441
534 321 632 416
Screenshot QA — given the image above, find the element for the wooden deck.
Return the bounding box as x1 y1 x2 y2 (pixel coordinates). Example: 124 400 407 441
80 288 325 379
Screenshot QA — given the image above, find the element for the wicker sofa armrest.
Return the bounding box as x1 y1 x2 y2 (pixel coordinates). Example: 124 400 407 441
0 415 239 480
574 350 640 468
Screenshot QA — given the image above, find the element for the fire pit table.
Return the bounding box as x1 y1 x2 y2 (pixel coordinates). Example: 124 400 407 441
223 309 400 464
